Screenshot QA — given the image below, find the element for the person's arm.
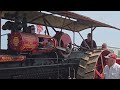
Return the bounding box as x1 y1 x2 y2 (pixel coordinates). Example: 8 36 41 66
79 40 87 50
81 40 85 47
93 40 97 49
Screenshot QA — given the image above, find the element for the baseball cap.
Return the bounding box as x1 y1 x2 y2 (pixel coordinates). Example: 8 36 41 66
104 53 117 59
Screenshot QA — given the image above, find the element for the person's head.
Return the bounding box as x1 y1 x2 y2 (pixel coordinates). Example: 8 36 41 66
104 53 117 67
102 43 107 49
87 33 92 42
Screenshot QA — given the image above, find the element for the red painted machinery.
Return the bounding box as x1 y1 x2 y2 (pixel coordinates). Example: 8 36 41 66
0 55 26 62
8 31 72 57
1 11 120 79
54 31 72 57
116 58 120 64
9 32 39 52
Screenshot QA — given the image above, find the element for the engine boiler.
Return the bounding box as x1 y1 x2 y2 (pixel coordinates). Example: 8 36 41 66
8 32 57 54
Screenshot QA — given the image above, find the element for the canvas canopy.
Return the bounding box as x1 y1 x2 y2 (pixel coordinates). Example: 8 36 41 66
1 11 120 32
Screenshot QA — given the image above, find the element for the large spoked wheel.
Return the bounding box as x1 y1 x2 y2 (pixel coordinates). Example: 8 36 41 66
54 31 72 58
76 49 110 79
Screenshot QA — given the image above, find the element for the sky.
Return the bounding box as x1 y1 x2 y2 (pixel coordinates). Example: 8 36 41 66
1 11 120 49
72 11 120 48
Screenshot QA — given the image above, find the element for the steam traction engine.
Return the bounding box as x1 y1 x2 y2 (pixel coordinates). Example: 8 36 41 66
1 11 120 79
0 14 73 79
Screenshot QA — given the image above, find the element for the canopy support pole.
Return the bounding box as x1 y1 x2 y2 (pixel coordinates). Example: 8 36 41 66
78 32 90 49
73 32 75 48
91 27 96 49
0 11 2 49
43 17 50 35
43 17 57 33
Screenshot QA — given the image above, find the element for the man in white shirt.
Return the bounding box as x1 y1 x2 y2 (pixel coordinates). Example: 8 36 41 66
104 53 120 79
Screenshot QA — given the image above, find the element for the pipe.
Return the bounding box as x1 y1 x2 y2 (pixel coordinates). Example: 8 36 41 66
54 52 59 79
68 67 71 79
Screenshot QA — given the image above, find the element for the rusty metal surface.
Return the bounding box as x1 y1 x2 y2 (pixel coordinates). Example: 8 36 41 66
1 11 120 32
0 62 78 79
